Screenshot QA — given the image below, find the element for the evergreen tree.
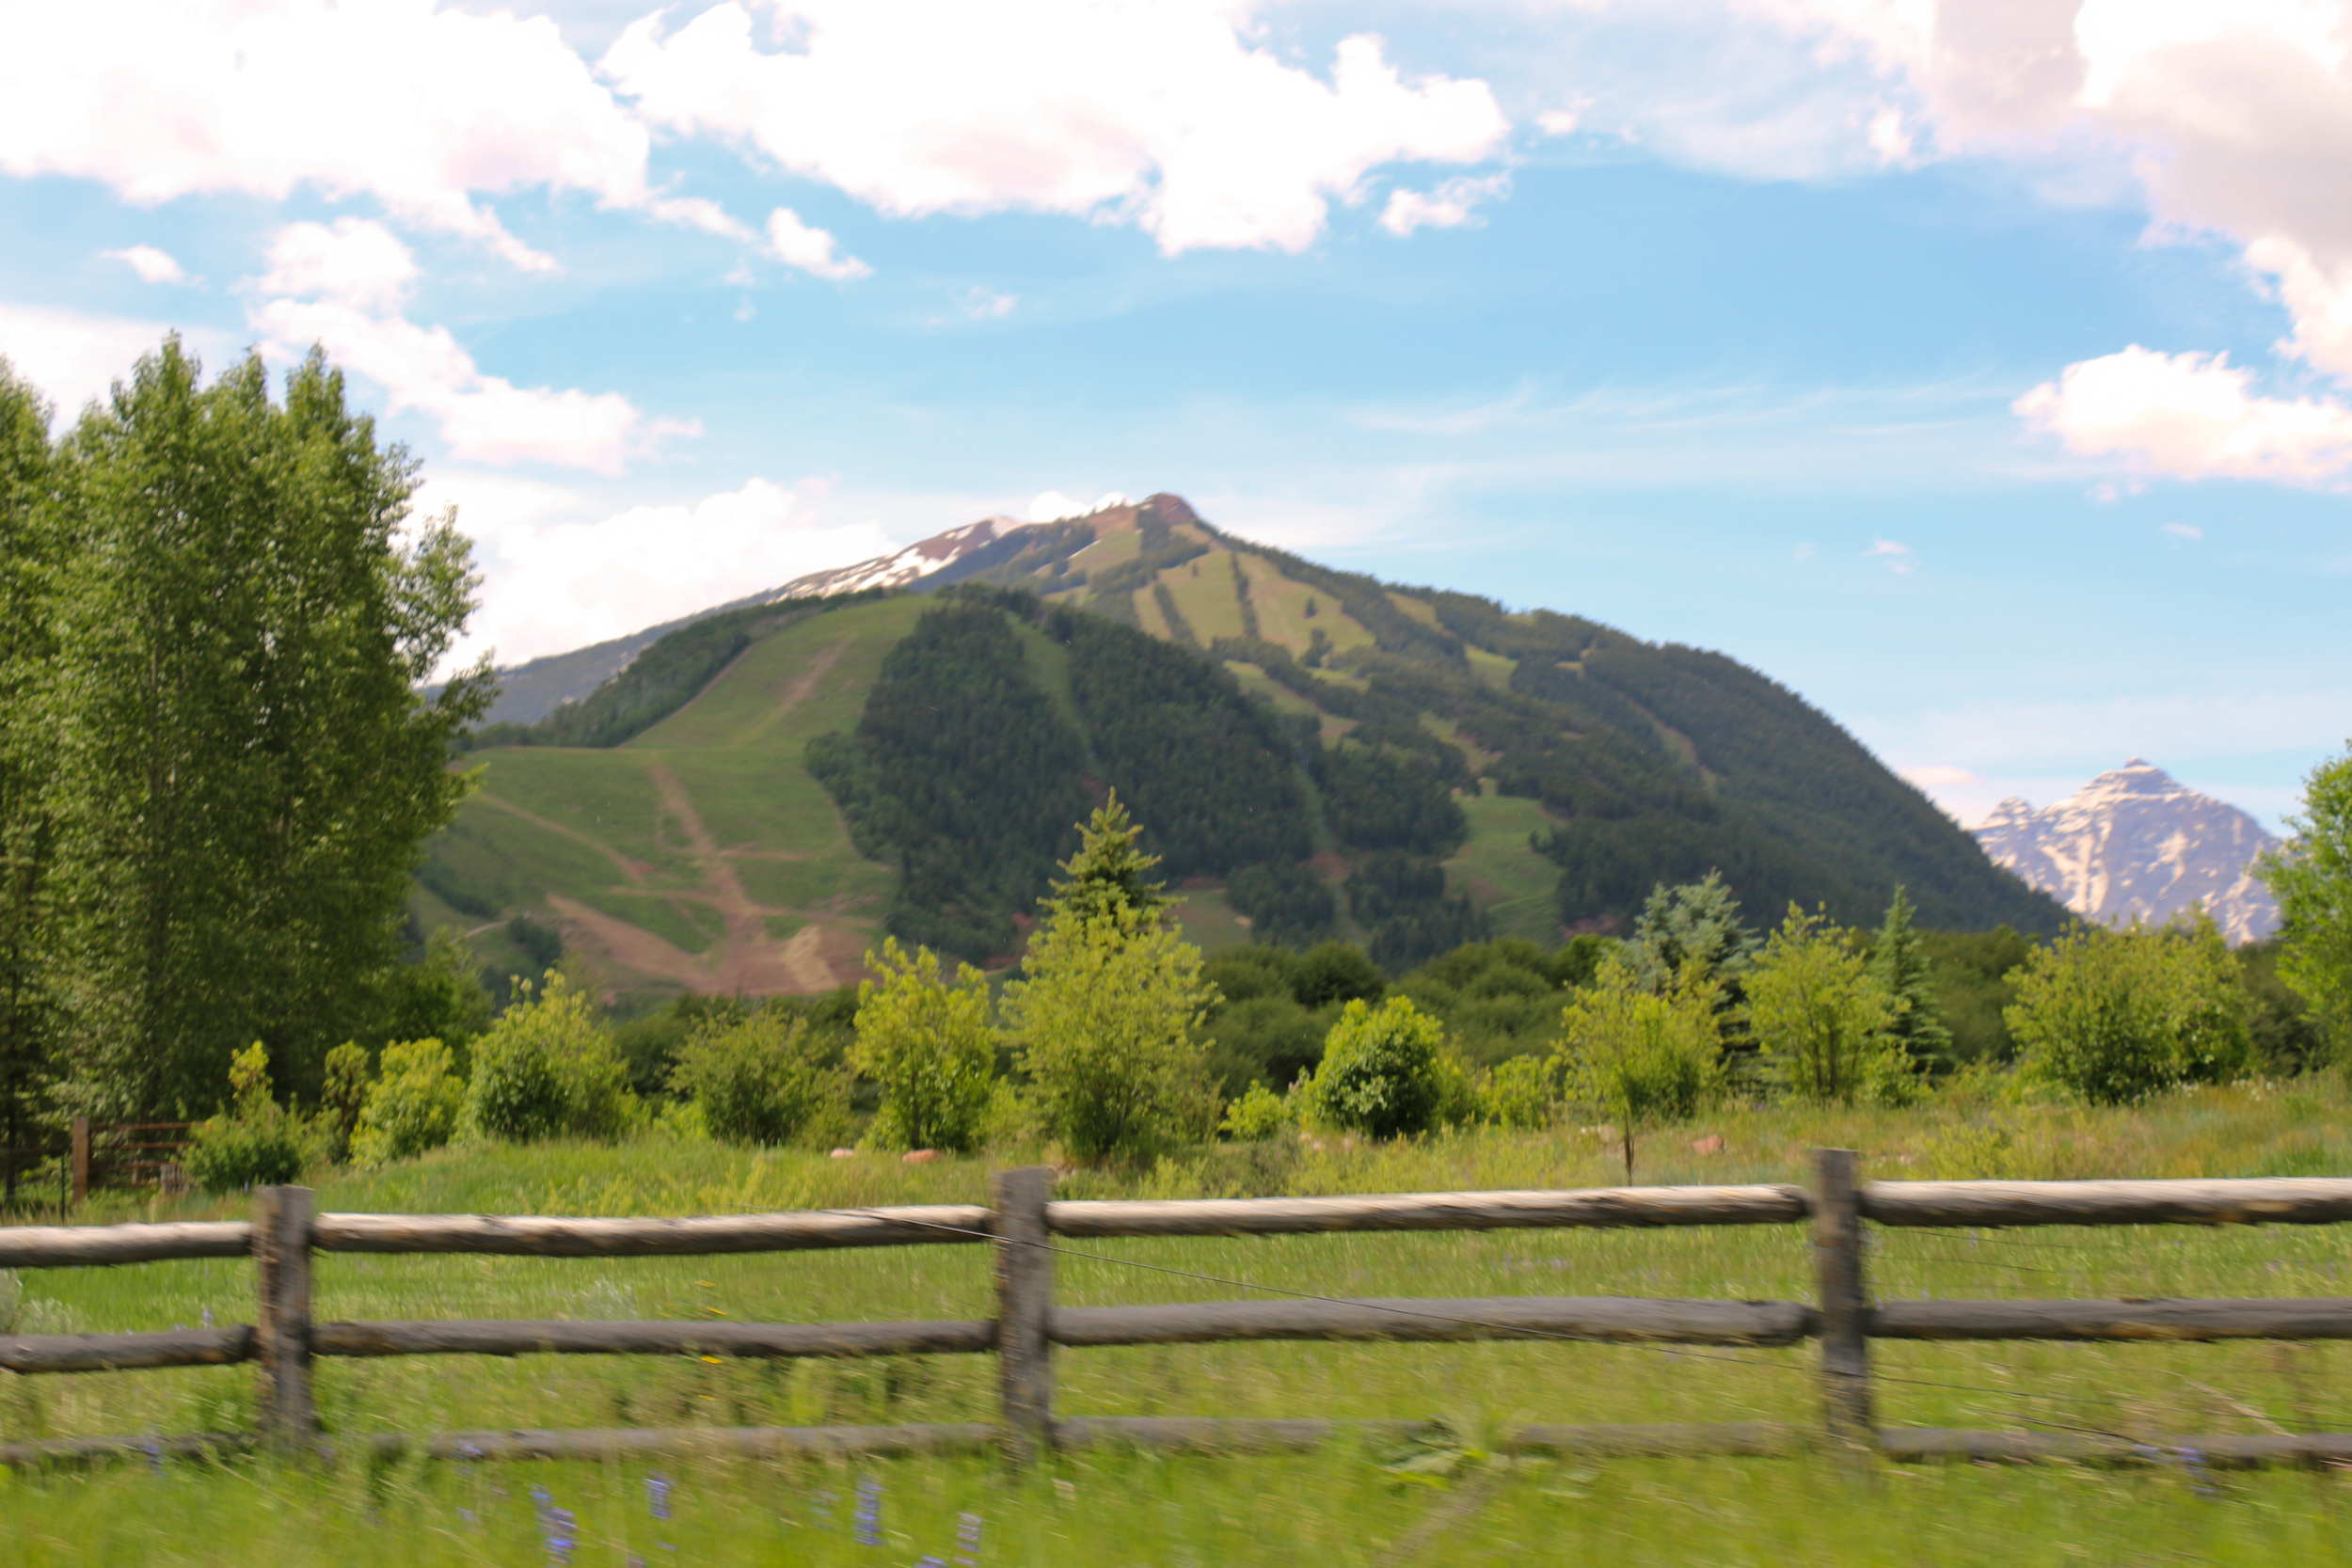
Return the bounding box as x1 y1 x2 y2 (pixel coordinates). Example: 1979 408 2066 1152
1867 886 1952 1069
44 341 492 1115
1039 791 1175 930
0 362 56 1198
1620 872 1760 992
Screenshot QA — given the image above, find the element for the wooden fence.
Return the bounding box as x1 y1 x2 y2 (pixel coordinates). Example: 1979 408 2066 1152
2 1117 193 1211
4 1150 2352 1468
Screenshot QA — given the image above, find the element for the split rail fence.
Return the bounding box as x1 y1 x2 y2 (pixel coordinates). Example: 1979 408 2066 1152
5 1151 2352 1467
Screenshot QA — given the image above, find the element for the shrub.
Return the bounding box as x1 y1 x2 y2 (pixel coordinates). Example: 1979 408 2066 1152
1295 996 1452 1139
352 1038 467 1164
322 1042 370 1161
467 973 636 1141
671 1008 847 1147
185 1042 307 1193
1220 1082 1295 1141
2008 914 2255 1104
1556 958 1724 1180
1745 906 1912 1106
1478 1054 1559 1130
1006 911 1220 1163
850 938 999 1152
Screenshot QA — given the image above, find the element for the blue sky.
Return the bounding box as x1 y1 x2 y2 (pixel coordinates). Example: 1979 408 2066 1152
3 0 2348 831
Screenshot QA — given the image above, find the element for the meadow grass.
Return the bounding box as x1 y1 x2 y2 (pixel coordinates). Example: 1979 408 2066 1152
7 1080 2352 1563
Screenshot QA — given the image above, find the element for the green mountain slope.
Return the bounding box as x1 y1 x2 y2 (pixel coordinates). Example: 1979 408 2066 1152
415 494 2061 996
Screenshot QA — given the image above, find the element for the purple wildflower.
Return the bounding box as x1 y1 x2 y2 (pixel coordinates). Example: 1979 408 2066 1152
956 1511 982 1567
532 1485 578 1567
646 1473 674 1521
854 1476 882 1546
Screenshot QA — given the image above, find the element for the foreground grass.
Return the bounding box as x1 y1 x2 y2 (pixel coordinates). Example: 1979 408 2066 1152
6 1078 2352 1563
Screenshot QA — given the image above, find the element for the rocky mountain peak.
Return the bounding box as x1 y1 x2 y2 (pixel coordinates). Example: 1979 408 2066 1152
1972 762 2280 945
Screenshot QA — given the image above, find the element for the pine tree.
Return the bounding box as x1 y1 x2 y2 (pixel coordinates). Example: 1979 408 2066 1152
1867 885 1952 1069
1622 872 1760 992
1038 791 1175 931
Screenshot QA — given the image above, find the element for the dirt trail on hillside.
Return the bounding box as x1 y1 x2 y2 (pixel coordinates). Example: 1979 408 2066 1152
644 762 842 992
741 639 848 741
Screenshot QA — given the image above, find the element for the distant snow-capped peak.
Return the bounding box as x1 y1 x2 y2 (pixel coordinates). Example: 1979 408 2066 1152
1972 759 2280 945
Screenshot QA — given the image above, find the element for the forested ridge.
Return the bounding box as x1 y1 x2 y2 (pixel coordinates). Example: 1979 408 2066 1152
419 491 2061 1001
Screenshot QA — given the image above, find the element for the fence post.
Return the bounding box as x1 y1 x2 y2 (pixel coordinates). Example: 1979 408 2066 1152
71 1117 89 1209
1812 1148 1871 1451
992 1165 1056 1465
253 1185 317 1456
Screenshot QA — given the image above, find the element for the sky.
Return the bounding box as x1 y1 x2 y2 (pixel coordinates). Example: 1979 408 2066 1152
2 0 2348 832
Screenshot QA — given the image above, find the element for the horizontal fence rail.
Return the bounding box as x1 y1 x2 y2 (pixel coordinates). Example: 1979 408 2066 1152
4 1162 2352 1466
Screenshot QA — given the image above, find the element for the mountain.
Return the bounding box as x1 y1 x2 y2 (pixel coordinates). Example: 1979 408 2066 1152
1972 760 2280 945
476 515 1023 726
415 493 2066 996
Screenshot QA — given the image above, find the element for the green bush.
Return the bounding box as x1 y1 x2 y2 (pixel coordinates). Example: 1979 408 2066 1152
467 973 637 1141
1477 1054 1559 1130
352 1038 467 1164
670 1008 848 1148
185 1109 307 1192
2008 915 2255 1104
1219 1082 1295 1141
850 938 1000 1152
184 1042 309 1192
1294 996 1452 1139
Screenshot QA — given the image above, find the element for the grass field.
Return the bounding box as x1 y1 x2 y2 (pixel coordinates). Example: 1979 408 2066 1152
7 1083 2352 1563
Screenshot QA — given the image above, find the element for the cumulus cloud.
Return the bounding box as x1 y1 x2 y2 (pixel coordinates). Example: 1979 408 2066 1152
0 301 229 421
2013 346 2352 484
1704 1 2352 483
247 219 692 473
0 0 734 268
101 245 187 284
420 472 901 670
601 2 1509 254
1379 174 1512 237
764 207 870 280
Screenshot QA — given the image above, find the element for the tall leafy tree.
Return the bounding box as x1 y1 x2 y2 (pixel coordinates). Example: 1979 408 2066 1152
2261 742 2352 1057
0 362 57 1196
44 341 491 1115
1867 885 1952 1069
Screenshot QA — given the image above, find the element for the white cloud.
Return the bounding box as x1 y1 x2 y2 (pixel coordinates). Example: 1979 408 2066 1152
1862 536 1917 572
2163 521 2202 540
101 245 187 285
2013 346 2352 484
1379 174 1512 237
0 0 734 269
1793 541 1817 561
602 2 1508 255
961 287 1018 320
0 301 231 422
421 472 900 670
247 220 691 473
763 207 870 281
1536 107 1584 136
1899 762 1979 788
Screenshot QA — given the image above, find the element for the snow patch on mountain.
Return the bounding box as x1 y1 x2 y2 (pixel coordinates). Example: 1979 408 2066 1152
1973 760 2280 945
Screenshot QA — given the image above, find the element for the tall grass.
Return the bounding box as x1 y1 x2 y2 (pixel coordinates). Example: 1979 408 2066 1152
6 1078 2351 1563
